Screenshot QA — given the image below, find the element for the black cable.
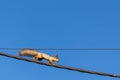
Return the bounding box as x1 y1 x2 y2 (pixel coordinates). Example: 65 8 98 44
0 52 120 78
1 48 120 50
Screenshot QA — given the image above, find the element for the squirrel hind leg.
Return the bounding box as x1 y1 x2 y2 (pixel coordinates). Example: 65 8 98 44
33 56 38 61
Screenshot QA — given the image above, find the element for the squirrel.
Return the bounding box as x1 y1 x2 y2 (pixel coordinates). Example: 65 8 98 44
19 48 58 65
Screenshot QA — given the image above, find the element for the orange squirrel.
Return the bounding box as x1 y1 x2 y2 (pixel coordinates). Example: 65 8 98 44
19 48 58 65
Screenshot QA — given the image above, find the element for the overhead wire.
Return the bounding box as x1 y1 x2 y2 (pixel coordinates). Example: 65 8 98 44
1 48 120 50
0 52 120 78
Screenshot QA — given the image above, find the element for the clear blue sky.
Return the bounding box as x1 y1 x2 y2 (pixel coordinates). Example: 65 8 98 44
0 0 120 80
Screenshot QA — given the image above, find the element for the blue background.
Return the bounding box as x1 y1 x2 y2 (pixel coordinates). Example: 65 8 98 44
0 0 120 80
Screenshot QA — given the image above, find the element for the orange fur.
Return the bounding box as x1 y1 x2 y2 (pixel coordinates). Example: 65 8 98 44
19 48 58 65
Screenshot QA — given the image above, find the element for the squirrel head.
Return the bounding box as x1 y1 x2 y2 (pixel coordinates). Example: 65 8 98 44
53 54 58 62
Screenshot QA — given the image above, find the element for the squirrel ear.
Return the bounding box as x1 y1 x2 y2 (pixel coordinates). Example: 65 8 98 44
19 53 21 56
54 54 58 59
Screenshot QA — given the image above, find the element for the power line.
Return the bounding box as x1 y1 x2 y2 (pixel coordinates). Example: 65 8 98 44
0 52 120 78
1 48 120 50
